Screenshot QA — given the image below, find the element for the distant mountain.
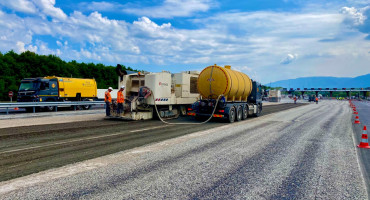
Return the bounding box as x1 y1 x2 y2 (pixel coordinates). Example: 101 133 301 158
266 74 370 89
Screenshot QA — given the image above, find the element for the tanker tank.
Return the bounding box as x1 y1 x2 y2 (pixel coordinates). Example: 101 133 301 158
197 64 252 101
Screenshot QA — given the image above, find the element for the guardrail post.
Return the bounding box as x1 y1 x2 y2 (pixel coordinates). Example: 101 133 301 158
33 107 35 113
55 106 58 112
6 107 9 115
74 105 76 111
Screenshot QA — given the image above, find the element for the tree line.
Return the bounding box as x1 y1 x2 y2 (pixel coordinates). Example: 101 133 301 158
0 50 136 101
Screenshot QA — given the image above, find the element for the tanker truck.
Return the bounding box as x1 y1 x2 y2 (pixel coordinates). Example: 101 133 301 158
17 76 97 111
187 64 262 123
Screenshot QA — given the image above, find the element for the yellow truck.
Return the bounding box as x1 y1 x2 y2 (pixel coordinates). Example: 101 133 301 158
17 76 97 111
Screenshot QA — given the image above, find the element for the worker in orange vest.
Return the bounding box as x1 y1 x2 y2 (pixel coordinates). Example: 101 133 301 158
293 96 297 104
105 87 113 116
315 96 319 104
117 86 125 117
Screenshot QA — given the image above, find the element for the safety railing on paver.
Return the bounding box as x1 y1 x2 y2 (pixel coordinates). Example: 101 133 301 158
0 101 105 114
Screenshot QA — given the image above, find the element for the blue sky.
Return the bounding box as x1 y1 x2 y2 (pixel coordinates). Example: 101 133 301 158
0 0 369 84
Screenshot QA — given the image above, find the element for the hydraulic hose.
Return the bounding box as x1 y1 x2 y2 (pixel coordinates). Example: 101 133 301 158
151 91 223 125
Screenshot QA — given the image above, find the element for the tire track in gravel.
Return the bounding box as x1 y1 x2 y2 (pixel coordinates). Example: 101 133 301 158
188 102 342 199
269 103 343 199
50 105 321 199
0 104 307 183
52 121 281 199
0 123 221 182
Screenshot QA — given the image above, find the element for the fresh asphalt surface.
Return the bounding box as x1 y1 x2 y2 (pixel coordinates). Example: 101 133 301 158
0 100 367 199
352 100 370 198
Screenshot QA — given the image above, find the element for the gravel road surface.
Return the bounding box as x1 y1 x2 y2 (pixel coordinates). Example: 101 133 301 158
352 100 370 198
0 100 367 199
0 103 303 182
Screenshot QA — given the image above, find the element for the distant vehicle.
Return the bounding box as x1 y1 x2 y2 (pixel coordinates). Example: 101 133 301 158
268 90 281 102
308 95 315 102
17 76 97 111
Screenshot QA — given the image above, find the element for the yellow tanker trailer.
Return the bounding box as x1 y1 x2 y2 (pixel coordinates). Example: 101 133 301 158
17 76 97 111
188 64 262 123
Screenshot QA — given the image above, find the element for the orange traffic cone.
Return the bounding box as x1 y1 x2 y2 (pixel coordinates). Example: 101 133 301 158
353 111 358 115
354 116 360 124
357 126 370 149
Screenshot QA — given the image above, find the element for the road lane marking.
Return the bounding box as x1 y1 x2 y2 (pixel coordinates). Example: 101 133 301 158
129 125 170 133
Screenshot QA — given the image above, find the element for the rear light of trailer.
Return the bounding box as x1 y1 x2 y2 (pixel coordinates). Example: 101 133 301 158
187 108 192 111
218 110 224 113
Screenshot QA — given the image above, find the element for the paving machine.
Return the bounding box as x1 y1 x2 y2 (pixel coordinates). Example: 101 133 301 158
107 65 200 120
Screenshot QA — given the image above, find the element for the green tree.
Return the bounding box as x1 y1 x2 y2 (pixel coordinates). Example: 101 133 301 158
0 51 139 101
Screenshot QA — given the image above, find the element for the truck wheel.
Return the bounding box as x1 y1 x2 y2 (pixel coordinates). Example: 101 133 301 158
253 104 262 117
228 107 236 123
45 100 55 111
45 106 55 111
242 106 248 120
236 106 242 121
79 99 91 110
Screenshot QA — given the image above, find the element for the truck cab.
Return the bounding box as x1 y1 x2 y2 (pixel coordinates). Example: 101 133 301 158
17 78 59 102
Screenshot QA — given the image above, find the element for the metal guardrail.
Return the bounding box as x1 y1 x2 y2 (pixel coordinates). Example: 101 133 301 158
0 101 105 114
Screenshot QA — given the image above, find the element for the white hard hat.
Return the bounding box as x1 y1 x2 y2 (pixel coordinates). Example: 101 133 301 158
108 87 113 90
121 85 125 89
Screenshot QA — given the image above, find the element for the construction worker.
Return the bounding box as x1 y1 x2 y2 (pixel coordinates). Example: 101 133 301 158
117 86 125 117
293 96 297 104
315 96 319 104
105 87 113 116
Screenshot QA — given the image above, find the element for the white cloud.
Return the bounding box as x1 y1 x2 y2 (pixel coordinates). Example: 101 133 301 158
33 0 67 20
232 65 259 81
0 0 67 20
0 1 370 83
16 41 38 53
133 17 173 38
280 54 298 64
340 6 368 26
16 41 26 52
0 0 37 14
79 1 119 12
123 0 213 18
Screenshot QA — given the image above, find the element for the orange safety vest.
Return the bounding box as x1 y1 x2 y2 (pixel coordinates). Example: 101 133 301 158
315 97 318 101
117 91 124 103
105 91 112 103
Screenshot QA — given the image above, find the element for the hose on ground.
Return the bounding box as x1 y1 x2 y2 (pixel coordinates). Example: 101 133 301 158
151 91 223 125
